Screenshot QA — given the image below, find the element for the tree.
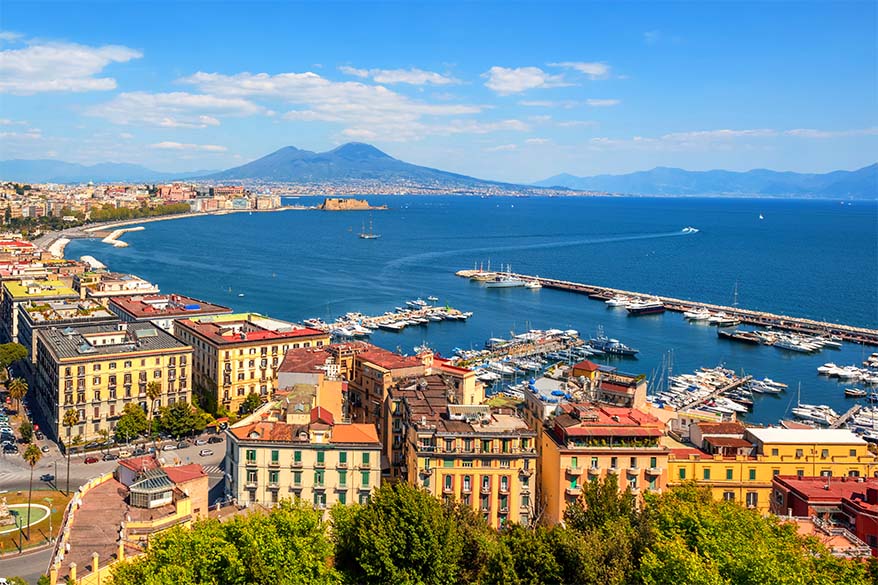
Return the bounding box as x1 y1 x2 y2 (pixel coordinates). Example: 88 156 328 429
62 409 80 495
157 401 205 439
22 442 41 540
7 377 27 412
96 428 111 452
19 418 33 443
115 403 148 444
0 342 27 372
240 391 262 415
331 482 465 585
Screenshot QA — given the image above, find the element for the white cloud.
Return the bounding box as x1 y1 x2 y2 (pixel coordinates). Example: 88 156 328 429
0 130 42 140
643 30 662 45
558 120 598 128
88 91 266 128
661 129 777 141
0 41 141 94
784 127 878 138
519 100 580 109
182 70 490 141
525 137 551 145
587 128 779 151
149 141 227 152
548 61 611 79
486 144 518 152
0 31 23 44
482 66 570 95
0 118 27 126
586 99 620 107
119 132 134 139
339 66 459 85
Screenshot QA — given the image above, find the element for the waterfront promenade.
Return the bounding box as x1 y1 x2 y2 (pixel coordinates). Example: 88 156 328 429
456 270 878 346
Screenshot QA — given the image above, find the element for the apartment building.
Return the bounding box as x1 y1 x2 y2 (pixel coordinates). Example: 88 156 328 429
17 298 118 365
73 272 160 304
33 322 193 441
108 293 232 332
173 313 330 414
0 279 79 343
540 403 669 524
226 404 381 509
669 426 878 512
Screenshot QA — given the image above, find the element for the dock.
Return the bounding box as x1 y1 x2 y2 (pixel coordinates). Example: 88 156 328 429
307 304 472 337
456 270 878 346
677 375 752 411
830 404 863 429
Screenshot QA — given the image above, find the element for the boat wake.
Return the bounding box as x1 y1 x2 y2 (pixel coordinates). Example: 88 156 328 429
380 229 698 277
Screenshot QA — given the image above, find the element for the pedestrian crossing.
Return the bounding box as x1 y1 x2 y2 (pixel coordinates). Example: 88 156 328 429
201 464 225 476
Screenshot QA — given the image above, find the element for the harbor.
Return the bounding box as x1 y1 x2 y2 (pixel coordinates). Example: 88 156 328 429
302 298 473 338
456 268 878 346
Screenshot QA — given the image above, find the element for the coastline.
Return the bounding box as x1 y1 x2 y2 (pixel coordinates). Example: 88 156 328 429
38 205 308 260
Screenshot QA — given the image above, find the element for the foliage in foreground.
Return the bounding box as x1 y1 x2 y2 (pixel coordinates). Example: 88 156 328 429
109 479 874 585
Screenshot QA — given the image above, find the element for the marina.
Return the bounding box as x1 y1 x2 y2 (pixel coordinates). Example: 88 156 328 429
456 268 878 346
303 300 473 338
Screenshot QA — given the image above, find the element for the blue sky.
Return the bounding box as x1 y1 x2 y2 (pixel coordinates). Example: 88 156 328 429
0 1 875 182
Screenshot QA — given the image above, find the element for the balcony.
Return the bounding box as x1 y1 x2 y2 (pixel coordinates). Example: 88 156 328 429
519 467 533 477
315 461 326 469
337 461 348 469
268 460 280 467
627 467 639 475
245 459 258 467
499 485 510 495
335 484 348 492
313 484 326 491
358 462 372 470
480 485 492 495
565 466 582 476
646 467 662 476
587 466 600 477
291 460 303 468
499 506 509 514
461 485 472 494
245 481 258 489
607 467 620 475
565 486 582 497
267 482 280 490
419 468 433 477
442 485 454 495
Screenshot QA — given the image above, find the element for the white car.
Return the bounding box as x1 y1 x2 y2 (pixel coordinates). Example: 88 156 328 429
162 444 177 451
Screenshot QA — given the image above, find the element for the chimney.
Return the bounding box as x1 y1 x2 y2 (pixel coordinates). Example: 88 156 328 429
867 487 878 505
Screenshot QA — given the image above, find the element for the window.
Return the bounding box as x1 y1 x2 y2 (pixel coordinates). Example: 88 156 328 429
679 468 686 480
481 476 490 490
292 471 302 486
445 439 454 452
268 470 279 485
590 457 598 469
361 471 370 486
463 476 471 492
820 470 832 477
314 470 324 486
443 459 453 468
649 457 657 468
500 476 509 492
339 451 347 465
630 457 637 469
314 492 326 508
362 452 370 466
610 457 618 469
745 492 758 508
795 449 803 459
771 448 779 457
444 475 453 491
821 449 829 459
338 491 347 505
797 469 804 477
849 470 860 477
294 450 302 463
723 491 735 501
246 470 257 484
246 449 256 463
271 450 279 464
703 469 711 480
726 469 733 481
772 469 780 476
317 451 325 466
748 469 756 481
338 471 347 486
482 440 492 453
850 449 857 457
571 456 578 468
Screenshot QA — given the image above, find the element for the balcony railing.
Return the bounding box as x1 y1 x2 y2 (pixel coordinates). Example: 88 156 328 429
291 460 303 468
565 486 582 496
646 467 662 476
565 466 582 476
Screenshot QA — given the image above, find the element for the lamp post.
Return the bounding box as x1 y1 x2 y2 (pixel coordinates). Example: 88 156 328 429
44 496 53 543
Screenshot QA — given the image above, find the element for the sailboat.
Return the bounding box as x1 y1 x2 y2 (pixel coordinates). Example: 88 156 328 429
359 215 381 239
758 213 764 220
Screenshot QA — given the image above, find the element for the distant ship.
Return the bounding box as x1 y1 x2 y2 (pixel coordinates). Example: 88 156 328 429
759 214 764 220
359 216 381 239
626 298 666 315
681 226 699 234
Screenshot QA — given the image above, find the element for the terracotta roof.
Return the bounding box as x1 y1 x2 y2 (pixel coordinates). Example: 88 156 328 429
118 455 160 473
230 421 295 442
110 294 231 319
357 345 424 371
176 315 327 346
330 424 380 444
163 464 207 484
774 475 878 502
310 406 334 426
696 422 747 435
279 347 332 373
704 436 753 448
573 360 600 372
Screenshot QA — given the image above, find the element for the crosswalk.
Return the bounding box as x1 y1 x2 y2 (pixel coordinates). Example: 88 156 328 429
201 464 225 476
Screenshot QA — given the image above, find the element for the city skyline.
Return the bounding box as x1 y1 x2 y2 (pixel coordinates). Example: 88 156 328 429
0 1 876 183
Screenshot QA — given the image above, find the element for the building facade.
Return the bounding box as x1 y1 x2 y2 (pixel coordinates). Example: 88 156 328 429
226 404 381 509
33 322 193 442
173 313 330 414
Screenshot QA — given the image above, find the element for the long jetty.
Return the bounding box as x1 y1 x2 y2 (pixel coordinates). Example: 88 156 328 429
677 375 752 411
456 270 878 347
830 404 863 429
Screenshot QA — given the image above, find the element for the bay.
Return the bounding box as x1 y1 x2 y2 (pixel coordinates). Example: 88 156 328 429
66 195 878 425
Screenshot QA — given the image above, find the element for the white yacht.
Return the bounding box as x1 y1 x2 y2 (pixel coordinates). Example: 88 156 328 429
684 307 712 320
605 295 630 307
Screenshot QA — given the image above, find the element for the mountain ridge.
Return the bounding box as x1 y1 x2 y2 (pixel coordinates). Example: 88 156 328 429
535 164 877 198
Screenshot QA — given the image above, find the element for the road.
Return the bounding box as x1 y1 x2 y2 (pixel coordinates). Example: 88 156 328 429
0 546 52 584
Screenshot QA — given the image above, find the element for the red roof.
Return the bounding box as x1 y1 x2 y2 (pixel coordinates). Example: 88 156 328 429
573 360 600 372
330 424 380 444
704 436 753 448
118 455 160 473
177 318 327 345
310 406 334 426
774 475 878 503
564 426 663 438
279 347 331 373
164 464 207 484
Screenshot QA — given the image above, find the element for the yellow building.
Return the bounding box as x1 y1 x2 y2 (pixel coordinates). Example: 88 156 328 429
0 279 78 343
540 403 669 525
173 313 330 414
388 374 537 528
33 322 193 442
226 404 381 509
669 426 878 512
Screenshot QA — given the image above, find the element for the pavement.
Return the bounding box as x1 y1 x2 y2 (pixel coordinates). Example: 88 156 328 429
1 546 52 584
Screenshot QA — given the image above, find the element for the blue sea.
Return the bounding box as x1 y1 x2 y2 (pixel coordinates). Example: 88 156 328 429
66 196 878 425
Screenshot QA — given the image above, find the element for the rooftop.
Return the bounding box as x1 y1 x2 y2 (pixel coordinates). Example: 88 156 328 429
774 475 878 502
177 313 326 345
746 428 866 445
22 298 116 324
4 279 77 299
697 422 747 435
110 293 232 319
163 463 208 484
39 322 191 360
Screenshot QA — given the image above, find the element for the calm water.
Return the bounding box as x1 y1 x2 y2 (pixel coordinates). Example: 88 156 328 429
67 196 878 425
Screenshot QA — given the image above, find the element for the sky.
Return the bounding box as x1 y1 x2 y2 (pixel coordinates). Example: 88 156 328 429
0 1 876 183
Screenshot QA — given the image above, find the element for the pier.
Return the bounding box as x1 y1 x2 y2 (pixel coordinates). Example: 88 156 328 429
456 270 878 346
306 304 472 337
677 375 752 411
830 404 863 429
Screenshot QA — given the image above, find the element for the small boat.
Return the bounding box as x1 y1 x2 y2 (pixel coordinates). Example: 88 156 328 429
717 329 761 344
605 295 630 307
845 388 868 398
359 216 381 239
427 295 439 302
681 226 699 234
484 266 526 288
524 280 542 289
684 307 712 320
759 214 764 220
238 293 245 297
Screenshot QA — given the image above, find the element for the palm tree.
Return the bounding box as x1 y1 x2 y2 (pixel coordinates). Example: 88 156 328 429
22 442 41 540
62 409 79 495
8 377 27 413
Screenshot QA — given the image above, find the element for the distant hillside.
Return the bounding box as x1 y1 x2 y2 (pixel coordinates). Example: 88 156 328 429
0 159 215 184
198 142 503 187
535 164 878 198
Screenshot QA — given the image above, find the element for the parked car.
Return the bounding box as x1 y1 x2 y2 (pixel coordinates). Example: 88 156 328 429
84 456 99 464
40 473 54 482
195 438 208 446
176 441 190 449
199 449 214 457
132 448 146 457
102 453 118 461
41 445 50 453
3 444 18 454
118 449 131 458
208 436 223 444
85 441 101 450
35 431 44 440
162 444 177 451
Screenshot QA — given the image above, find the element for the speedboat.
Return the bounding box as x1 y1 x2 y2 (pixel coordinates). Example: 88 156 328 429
684 307 712 320
524 280 542 289
845 388 868 398
427 295 439 302
605 295 630 307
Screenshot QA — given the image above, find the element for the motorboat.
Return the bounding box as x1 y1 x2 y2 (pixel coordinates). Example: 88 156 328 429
684 307 712 320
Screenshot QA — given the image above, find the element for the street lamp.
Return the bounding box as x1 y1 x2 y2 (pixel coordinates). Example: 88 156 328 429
43 496 53 543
